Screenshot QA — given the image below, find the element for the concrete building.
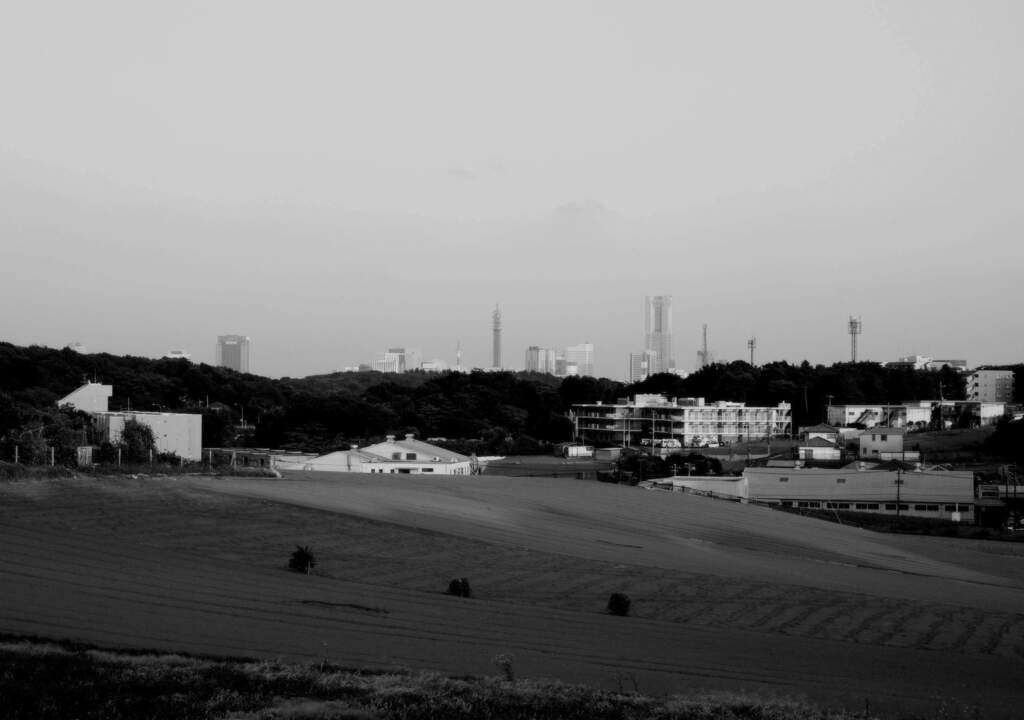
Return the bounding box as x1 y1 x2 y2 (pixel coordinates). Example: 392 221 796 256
420 359 449 372
216 335 251 373
965 368 1014 403
627 350 658 383
164 350 191 361
58 381 113 414
93 411 203 461
827 403 933 429
573 393 792 448
859 428 919 462
670 466 977 522
525 346 557 374
58 382 203 461
564 343 595 377
797 437 843 462
828 400 1005 430
644 295 674 374
296 434 473 475
926 358 968 372
799 424 840 443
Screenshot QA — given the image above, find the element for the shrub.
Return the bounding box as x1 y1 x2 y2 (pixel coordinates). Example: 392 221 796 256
447 577 472 598
288 546 316 574
607 593 631 616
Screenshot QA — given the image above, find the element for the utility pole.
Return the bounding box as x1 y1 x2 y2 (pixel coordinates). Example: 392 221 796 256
895 467 903 518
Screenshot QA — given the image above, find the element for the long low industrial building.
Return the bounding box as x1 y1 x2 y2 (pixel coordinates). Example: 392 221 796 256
667 466 979 522
282 434 475 475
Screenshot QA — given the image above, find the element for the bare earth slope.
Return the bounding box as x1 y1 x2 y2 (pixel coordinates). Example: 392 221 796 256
1 473 1022 718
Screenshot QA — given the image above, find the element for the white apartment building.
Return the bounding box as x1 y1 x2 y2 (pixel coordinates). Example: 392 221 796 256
965 369 1014 403
573 393 792 447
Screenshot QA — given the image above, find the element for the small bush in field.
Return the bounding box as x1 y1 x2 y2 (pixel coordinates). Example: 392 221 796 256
607 593 631 616
447 577 472 598
288 546 316 574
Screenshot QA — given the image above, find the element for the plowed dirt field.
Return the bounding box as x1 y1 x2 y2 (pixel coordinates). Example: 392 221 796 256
1 472 1022 718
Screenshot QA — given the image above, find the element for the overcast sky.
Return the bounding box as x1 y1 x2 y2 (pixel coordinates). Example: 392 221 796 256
2 1 1022 379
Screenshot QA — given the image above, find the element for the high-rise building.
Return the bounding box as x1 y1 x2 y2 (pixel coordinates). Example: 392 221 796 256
627 350 658 383
644 296 673 374
565 343 595 377
492 305 502 369
216 335 251 373
525 346 557 374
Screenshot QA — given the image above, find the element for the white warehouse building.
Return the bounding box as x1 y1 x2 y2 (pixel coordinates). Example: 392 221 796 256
293 434 474 475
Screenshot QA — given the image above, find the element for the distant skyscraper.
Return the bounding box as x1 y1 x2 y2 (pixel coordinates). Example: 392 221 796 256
627 350 658 383
525 346 557 374
216 335 251 373
565 343 595 377
492 305 502 369
644 296 674 374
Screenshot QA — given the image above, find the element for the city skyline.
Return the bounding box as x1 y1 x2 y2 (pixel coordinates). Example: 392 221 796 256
2 3 1021 378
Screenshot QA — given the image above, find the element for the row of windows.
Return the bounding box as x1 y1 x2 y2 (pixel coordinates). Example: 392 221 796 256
781 500 971 512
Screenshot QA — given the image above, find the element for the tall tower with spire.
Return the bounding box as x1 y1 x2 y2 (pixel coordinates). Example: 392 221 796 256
492 305 502 369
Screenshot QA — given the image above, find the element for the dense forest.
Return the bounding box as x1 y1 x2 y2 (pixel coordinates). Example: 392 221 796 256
0 342 1020 460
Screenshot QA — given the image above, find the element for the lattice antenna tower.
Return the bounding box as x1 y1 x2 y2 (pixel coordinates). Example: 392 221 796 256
848 316 862 362
748 337 757 366
696 323 711 368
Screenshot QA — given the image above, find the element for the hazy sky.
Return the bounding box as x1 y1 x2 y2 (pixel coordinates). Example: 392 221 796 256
2 1 1022 379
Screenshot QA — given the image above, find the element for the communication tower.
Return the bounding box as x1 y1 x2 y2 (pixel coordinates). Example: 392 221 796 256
747 337 757 366
696 324 711 369
492 305 502 369
848 316 862 362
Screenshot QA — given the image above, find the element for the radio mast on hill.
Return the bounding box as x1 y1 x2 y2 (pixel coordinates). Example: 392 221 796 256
697 324 711 369
492 305 502 369
748 337 757 366
848 316 862 362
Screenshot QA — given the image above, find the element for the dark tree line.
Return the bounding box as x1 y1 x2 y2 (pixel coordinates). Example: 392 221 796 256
0 342 1015 460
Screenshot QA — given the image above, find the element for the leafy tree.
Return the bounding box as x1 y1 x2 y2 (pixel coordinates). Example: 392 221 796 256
288 546 316 574
607 593 631 616
120 420 156 463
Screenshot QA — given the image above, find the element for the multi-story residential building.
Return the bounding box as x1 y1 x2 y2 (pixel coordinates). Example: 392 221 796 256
827 403 933 429
216 335 251 373
564 343 595 377
828 400 1005 430
573 393 791 447
965 368 1014 403
644 295 674 374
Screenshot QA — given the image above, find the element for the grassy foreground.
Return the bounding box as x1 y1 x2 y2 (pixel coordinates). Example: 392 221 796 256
1 636 872 720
